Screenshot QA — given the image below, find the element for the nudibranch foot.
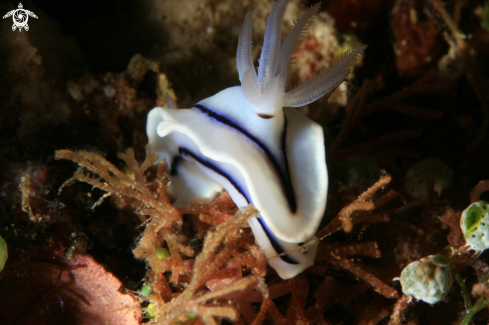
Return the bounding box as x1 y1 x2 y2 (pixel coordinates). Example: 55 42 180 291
146 0 365 279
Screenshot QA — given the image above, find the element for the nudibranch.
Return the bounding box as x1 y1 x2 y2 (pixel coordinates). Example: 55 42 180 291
147 0 365 279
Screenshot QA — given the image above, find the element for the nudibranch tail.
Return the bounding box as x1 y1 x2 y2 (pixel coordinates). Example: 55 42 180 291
284 46 367 107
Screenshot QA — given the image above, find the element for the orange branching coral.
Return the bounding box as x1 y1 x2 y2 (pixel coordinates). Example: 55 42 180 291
226 236 394 324
56 148 267 324
16 161 61 223
309 172 400 302
387 294 413 325
469 180 489 203
312 275 370 319
238 172 400 322
149 207 263 325
317 171 395 238
56 148 408 324
337 171 392 233
315 240 398 300
178 191 238 227
55 148 190 280
329 256 397 299
55 149 174 219
234 276 311 325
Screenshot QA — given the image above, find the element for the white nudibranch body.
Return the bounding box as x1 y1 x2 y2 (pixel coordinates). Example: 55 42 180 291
146 0 365 279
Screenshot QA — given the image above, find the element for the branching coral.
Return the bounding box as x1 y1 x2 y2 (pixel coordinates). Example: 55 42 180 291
9 160 65 225
234 275 311 325
387 294 412 325
428 0 489 152
311 173 400 303
328 69 449 161
55 148 269 324
470 180 489 204
19 163 50 223
55 148 191 281
315 172 396 238
230 172 402 325
150 207 264 325
56 147 410 324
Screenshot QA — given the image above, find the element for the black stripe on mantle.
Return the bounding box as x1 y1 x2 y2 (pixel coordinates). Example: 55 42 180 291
192 103 297 214
178 147 299 265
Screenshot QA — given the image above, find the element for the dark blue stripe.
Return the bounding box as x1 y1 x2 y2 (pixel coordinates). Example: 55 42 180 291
193 103 297 213
170 156 182 176
256 217 300 265
280 118 294 210
178 147 251 203
176 147 298 265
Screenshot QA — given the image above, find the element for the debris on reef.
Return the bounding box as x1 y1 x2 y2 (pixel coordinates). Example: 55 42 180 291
391 0 448 77
66 55 174 156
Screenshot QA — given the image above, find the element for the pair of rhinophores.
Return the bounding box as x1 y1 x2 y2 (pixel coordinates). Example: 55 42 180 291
147 0 365 279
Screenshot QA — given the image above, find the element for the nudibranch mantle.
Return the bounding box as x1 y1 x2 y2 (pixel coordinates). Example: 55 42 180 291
147 0 365 279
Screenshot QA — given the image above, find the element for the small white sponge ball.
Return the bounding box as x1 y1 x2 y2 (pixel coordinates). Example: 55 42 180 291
460 201 489 254
400 255 452 304
405 158 453 199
